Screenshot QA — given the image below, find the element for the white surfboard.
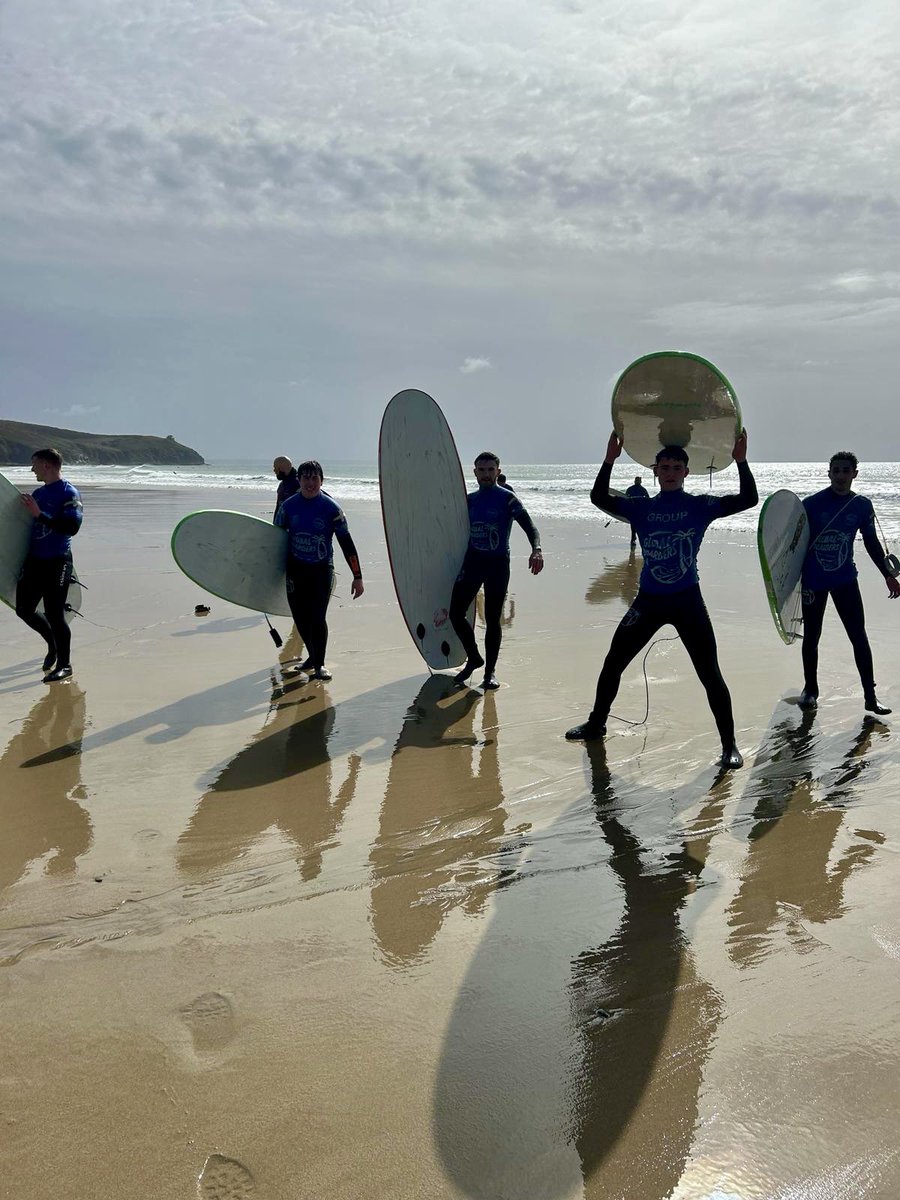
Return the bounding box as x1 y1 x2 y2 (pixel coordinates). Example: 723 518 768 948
379 390 471 669
0 468 83 620
611 351 742 473
758 490 809 645
171 510 292 616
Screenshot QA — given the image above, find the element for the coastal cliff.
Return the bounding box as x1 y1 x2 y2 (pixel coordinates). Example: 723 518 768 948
0 420 204 466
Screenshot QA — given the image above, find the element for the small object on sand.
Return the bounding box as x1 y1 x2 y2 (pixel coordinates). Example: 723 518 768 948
195 604 211 615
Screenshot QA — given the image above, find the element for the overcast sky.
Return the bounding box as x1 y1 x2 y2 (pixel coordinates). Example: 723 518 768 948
3 0 899 462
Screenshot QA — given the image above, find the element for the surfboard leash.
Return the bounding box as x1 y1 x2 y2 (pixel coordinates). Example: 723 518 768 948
608 634 681 729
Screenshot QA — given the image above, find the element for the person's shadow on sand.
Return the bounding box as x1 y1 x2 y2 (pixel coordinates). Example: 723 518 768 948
0 684 92 901
175 672 422 881
369 676 514 969
727 709 889 967
433 742 733 1199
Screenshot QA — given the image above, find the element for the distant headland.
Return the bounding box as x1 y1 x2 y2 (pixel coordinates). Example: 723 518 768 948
0 420 205 466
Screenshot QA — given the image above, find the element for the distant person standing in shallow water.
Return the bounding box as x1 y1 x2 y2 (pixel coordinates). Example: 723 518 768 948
798 451 899 714
451 451 543 690
274 460 364 681
625 474 649 549
16 448 83 681
566 430 757 770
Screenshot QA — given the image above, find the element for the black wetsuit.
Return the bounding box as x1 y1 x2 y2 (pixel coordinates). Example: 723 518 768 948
624 482 649 546
274 469 300 521
450 484 540 677
800 489 890 699
275 491 361 670
16 479 83 668
585 461 758 745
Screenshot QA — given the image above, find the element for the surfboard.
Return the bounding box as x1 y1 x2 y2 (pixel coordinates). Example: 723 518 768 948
379 389 471 670
758 490 809 645
611 351 742 473
0 468 83 620
171 510 292 616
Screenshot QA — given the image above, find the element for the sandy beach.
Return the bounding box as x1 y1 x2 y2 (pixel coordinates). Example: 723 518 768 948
2 483 899 1199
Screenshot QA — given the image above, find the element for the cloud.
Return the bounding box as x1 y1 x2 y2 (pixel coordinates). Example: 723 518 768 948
460 357 492 374
51 404 102 418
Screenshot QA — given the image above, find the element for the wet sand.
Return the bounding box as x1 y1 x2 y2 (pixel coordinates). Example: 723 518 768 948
1 484 899 1199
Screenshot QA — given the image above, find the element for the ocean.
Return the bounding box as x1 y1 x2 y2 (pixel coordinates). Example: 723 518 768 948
4 459 900 541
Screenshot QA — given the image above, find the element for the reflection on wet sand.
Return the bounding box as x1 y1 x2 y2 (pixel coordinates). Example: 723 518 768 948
475 591 516 628
0 685 91 899
584 551 640 609
728 711 888 967
177 676 360 881
572 742 729 1197
434 747 731 1199
369 677 509 968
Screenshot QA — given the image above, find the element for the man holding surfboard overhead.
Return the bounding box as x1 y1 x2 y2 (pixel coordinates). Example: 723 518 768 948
566 430 757 769
798 451 899 714
451 451 543 690
275 460 363 681
16 448 83 682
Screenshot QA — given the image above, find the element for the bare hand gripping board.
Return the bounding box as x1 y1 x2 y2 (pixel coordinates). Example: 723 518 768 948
379 390 471 670
171 509 292 617
758 489 809 645
0 468 83 620
611 351 742 473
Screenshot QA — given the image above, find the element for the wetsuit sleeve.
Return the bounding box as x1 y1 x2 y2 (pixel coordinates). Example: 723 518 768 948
590 462 631 519
712 461 758 518
860 504 890 577
335 524 363 579
38 496 83 536
511 502 541 552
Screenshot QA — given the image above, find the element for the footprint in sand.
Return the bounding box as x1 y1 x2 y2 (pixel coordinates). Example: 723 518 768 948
198 1154 255 1198
179 992 236 1053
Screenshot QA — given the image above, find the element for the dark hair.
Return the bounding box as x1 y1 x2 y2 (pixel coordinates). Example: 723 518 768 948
474 451 500 467
298 459 324 480
32 448 63 469
829 450 858 470
655 444 689 465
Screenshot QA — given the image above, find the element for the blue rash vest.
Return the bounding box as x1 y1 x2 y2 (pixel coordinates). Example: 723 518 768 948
275 491 351 566
466 484 539 557
801 488 885 591
29 479 83 560
591 461 758 595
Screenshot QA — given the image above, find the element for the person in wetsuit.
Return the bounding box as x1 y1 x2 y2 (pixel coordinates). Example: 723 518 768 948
450 451 543 690
566 430 757 770
274 460 364 680
272 455 300 521
625 475 650 549
798 451 899 714
16 448 83 681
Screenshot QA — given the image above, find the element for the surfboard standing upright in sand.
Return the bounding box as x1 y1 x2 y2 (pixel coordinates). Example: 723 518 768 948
379 389 471 670
758 489 810 644
612 350 742 473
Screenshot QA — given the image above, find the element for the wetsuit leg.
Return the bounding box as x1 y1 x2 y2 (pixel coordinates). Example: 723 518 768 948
590 594 667 725
286 561 333 669
671 589 735 748
800 588 829 696
16 557 71 662
450 552 486 664
829 580 876 694
481 557 511 678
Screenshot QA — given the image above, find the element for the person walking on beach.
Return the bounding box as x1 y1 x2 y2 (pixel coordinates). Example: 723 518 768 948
272 455 300 520
797 451 899 714
625 475 649 549
16 448 83 682
275 460 364 680
566 430 757 769
451 451 543 690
